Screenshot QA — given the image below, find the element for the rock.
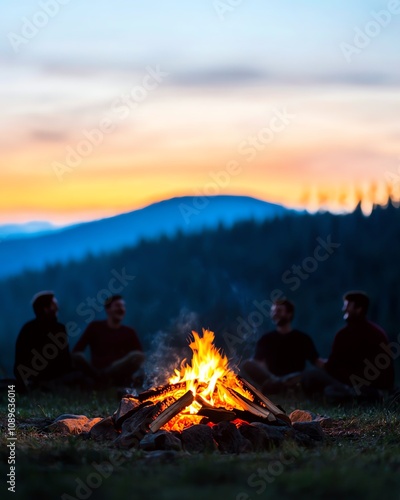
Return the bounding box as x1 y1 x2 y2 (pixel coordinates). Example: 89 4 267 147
90 416 120 441
140 431 182 452
289 409 332 428
181 425 217 453
250 422 290 447
82 418 103 432
292 422 325 441
49 416 102 435
54 414 88 422
237 423 270 452
314 416 333 428
212 421 250 453
289 410 316 423
292 431 318 448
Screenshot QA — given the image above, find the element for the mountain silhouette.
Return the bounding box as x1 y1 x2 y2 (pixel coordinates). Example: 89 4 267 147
0 195 290 279
0 221 57 239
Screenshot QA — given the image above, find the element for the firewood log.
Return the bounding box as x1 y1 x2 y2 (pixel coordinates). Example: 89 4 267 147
236 376 291 425
137 382 189 402
149 390 194 433
223 387 276 422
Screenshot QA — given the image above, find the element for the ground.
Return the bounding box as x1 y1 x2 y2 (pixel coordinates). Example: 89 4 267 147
1 389 399 500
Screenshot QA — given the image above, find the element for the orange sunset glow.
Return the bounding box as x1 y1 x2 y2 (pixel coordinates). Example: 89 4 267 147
1 1 400 225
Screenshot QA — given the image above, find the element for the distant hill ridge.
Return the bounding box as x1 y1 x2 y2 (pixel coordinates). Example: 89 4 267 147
0 221 57 239
0 195 290 279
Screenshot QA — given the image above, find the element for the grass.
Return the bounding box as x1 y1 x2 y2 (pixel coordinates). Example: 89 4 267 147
1 389 399 500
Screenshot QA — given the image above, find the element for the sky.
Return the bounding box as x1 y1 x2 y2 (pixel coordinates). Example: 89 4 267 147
0 0 399 225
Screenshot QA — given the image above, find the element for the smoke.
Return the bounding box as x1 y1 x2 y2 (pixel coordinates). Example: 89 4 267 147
142 309 200 388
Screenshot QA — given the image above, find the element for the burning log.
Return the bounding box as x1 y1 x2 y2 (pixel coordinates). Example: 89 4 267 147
195 394 237 423
197 408 237 423
90 416 120 441
115 395 184 448
137 382 189 402
114 400 153 430
223 387 276 422
114 403 159 448
116 330 289 433
149 390 194 433
44 331 327 452
236 376 291 425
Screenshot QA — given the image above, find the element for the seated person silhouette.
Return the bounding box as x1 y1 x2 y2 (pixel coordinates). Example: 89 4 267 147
14 291 72 393
242 299 323 394
72 295 144 386
302 291 395 402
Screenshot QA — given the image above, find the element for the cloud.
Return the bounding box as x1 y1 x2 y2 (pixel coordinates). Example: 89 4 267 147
169 66 400 88
30 130 69 143
171 67 268 86
4 51 400 90
313 71 400 86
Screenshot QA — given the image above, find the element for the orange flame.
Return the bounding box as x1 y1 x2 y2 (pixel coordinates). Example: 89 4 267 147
160 329 251 431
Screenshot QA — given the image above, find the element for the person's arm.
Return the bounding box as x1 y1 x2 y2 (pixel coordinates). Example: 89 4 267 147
55 324 72 373
129 329 143 352
250 358 281 384
325 330 345 377
254 337 267 364
315 358 328 369
253 337 281 382
72 324 92 353
371 326 395 389
306 335 325 368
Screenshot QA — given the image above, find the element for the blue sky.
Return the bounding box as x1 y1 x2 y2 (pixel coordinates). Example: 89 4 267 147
2 0 399 78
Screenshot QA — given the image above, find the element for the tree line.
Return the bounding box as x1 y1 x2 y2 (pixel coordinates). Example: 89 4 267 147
1 200 399 379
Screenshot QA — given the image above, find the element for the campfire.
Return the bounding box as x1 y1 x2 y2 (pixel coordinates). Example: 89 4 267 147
44 329 328 453
125 329 290 434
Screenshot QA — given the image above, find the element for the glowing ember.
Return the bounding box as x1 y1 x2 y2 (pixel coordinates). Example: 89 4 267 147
155 329 254 431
